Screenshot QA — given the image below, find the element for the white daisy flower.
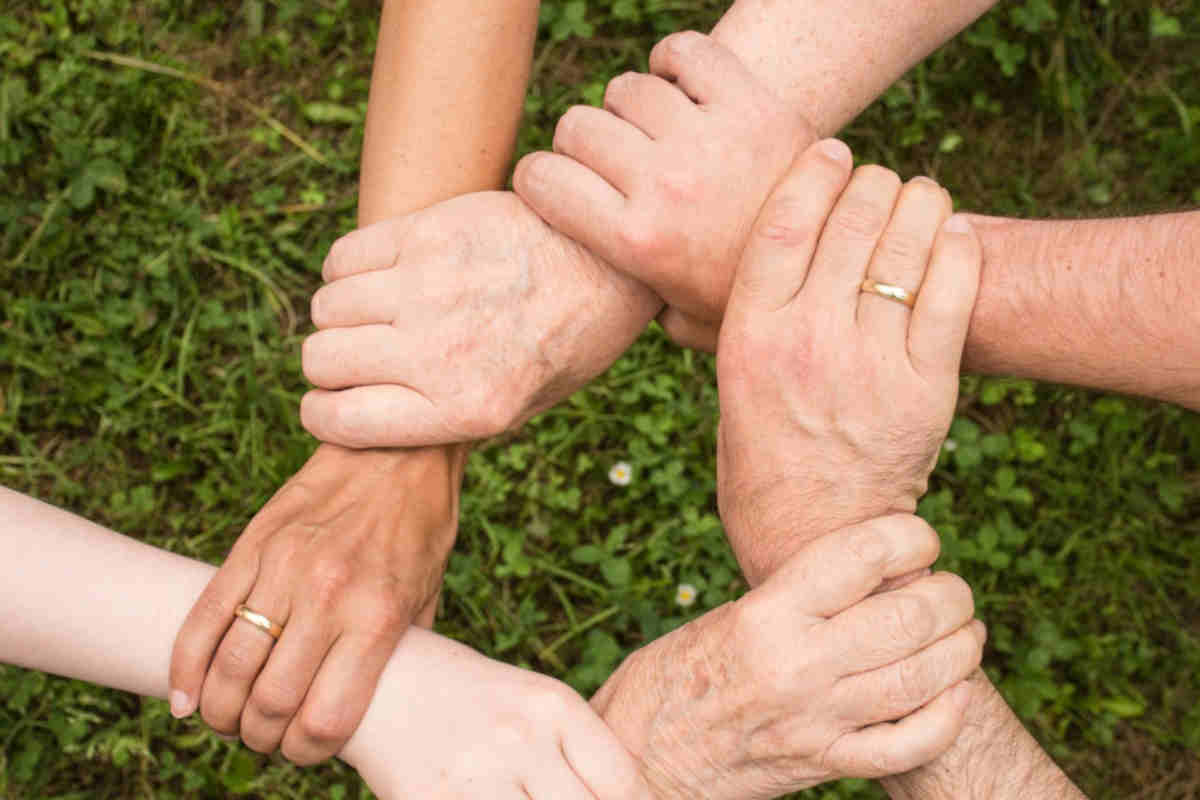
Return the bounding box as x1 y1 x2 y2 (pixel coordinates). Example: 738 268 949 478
675 583 698 608
942 439 959 452
608 461 633 486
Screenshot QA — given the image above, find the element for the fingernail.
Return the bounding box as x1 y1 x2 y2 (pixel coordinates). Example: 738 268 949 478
169 690 193 719
815 138 852 166
943 214 971 234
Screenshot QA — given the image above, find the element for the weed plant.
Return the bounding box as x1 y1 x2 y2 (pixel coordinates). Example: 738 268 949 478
1 1 1198 798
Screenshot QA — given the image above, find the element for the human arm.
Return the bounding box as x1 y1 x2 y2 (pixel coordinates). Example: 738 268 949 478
299 1 1002 448
168 0 542 763
0 485 653 799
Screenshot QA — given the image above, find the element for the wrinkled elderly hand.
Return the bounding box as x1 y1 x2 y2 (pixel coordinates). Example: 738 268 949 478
593 515 984 800
341 627 654 800
300 191 661 449
515 31 812 350
714 140 981 583
169 445 462 764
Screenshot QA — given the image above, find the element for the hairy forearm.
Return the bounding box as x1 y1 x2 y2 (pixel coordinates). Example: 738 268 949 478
966 212 1200 411
881 670 1086 800
358 0 539 225
711 0 998 134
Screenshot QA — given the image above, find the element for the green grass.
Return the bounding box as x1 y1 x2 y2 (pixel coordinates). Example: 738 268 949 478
1 0 1198 797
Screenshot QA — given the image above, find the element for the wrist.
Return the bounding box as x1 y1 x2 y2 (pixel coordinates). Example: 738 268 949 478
880 670 1083 800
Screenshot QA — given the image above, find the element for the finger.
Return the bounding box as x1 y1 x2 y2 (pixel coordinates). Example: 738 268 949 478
824 571 975 674
800 164 902 326
169 549 260 719
239 612 338 754
602 71 697 139
728 138 853 313
281 631 396 766
657 307 719 352
907 214 982 381
824 680 973 778
199 581 292 736
648 31 760 106
834 619 986 727
562 714 658 800
553 105 654 193
322 216 421 282
299 386 447 450
857 176 951 342
522 762 600 800
513 151 630 269
761 515 942 619
309 271 407 330
301 326 408 389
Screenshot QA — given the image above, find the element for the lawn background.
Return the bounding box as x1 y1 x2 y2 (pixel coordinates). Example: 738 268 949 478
1 0 1199 797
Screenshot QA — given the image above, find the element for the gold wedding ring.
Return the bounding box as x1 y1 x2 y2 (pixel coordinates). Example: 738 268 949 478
860 279 917 309
234 604 284 640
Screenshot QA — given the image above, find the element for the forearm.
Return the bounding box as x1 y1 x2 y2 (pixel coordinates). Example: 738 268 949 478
0 486 424 764
358 0 539 225
881 670 1086 800
966 212 1200 411
711 0 999 133
320 0 542 510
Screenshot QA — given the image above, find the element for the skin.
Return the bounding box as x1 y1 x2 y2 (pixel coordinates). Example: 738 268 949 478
1 485 979 797
169 0 541 763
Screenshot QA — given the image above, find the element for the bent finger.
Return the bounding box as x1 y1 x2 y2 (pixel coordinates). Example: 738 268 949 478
301 326 408 390
239 612 338 754
763 515 942 619
562 713 658 800
824 681 972 778
199 583 292 736
728 138 853 313
281 631 396 766
300 386 449 450
649 31 760 106
322 216 423 282
309 271 408 330
169 551 259 719
825 571 975 674
834 620 985 727
513 151 630 270
603 71 697 139
908 214 982 381
657 307 719 352
553 105 653 193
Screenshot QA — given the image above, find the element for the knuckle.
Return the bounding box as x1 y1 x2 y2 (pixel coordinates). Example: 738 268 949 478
527 680 581 722
295 704 353 746
250 681 305 720
604 71 639 108
874 228 928 266
307 557 354 605
844 523 892 574
325 400 369 449
660 30 708 62
886 592 936 646
894 654 934 708
214 639 266 682
655 168 699 204
618 216 667 262
756 194 820 248
830 196 890 241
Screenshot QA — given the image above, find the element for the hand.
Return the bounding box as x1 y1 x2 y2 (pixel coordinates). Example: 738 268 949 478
592 515 985 800
300 191 662 449
168 444 464 764
714 139 981 583
341 627 654 800
514 31 812 350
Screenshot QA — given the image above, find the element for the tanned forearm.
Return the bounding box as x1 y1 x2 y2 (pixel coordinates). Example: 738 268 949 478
310 0 541 577
966 212 1200 411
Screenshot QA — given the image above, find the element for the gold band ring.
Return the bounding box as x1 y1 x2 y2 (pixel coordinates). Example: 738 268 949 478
861 279 916 309
234 604 284 640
